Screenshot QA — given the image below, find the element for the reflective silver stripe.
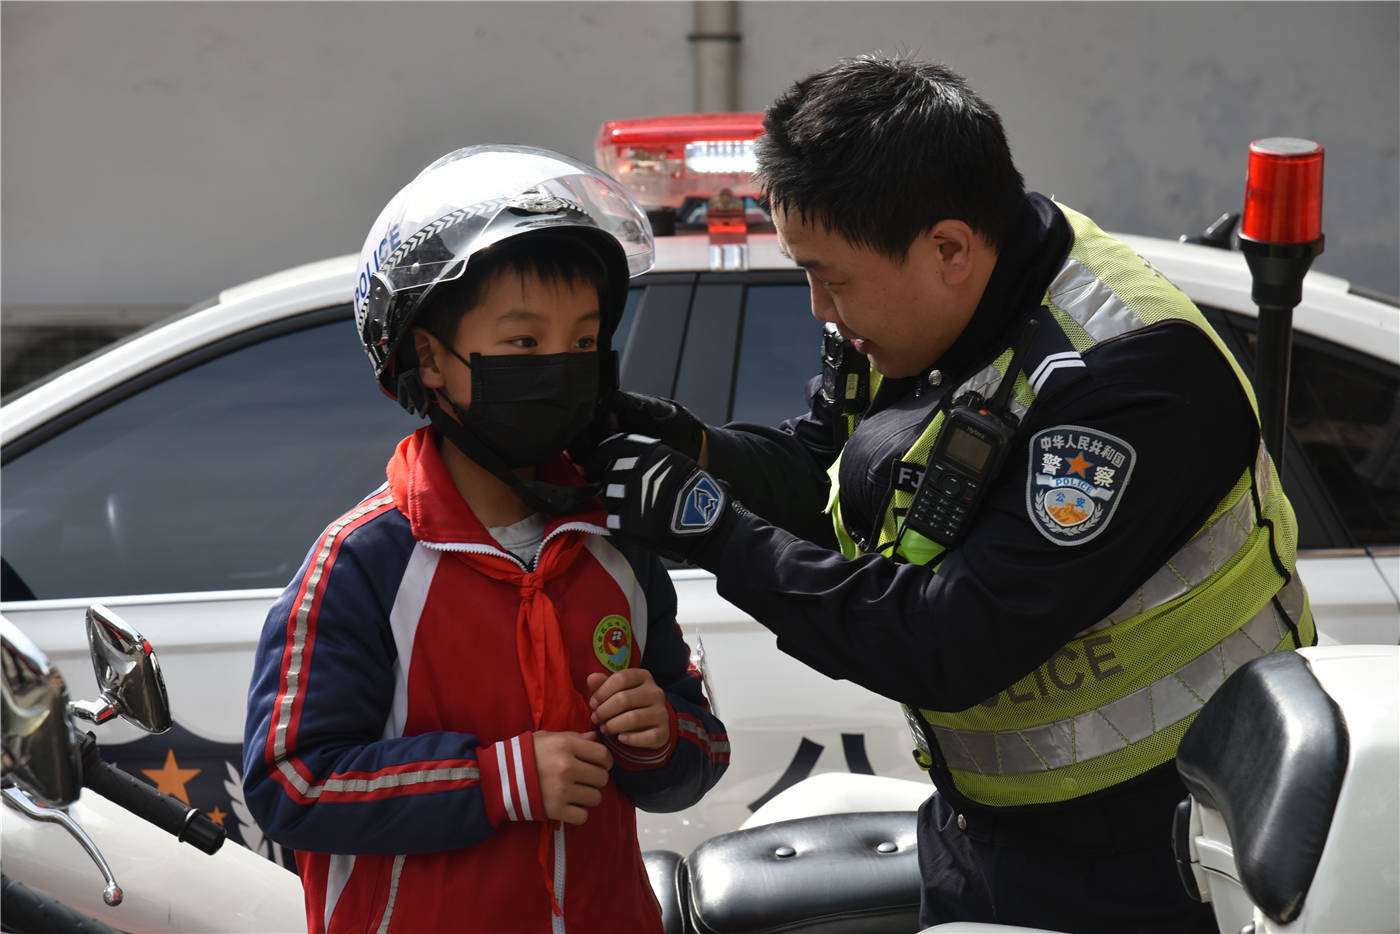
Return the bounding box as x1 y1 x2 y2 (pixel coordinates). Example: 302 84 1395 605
274 494 396 794
951 252 1145 424
1047 257 1146 343
1091 442 1272 631
932 573 1304 775
313 765 480 797
374 855 406 934
948 345 1084 427
678 717 732 756
1254 440 1274 504
271 493 499 802
953 363 1029 423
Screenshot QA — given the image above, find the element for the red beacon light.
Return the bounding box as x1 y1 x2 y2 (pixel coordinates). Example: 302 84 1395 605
595 113 766 268
594 113 764 211
1236 137 1326 476
1236 136 1326 308
1240 138 1324 245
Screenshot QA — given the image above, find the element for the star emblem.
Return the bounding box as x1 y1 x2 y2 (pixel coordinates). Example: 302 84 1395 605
1065 452 1092 477
206 806 228 827
141 749 201 804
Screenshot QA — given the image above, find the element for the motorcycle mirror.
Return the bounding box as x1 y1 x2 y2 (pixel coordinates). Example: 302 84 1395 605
1 615 82 807
70 604 172 735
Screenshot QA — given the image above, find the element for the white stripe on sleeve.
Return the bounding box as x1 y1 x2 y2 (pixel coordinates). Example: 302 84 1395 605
511 735 534 821
496 742 518 821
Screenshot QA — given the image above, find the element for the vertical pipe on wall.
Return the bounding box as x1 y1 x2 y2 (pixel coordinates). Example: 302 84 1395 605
691 1 740 112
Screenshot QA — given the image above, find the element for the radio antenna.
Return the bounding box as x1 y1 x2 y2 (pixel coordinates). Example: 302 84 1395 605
988 318 1039 417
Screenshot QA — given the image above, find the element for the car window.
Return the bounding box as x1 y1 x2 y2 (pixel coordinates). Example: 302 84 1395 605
612 287 643 360
1208 305 1400 549
1286 335 1400 545
1 314 416 600
730 284 821 426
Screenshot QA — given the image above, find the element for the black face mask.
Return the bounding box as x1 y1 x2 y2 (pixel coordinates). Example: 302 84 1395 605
440 349 600 468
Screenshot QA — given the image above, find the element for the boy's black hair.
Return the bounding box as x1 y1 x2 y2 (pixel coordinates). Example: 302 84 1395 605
753 54 1027 259
415 230 612 345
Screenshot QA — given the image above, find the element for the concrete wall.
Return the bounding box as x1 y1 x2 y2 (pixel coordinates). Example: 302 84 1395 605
3 1 1396 317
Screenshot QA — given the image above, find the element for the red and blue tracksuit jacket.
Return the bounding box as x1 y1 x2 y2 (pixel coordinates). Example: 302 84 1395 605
243 427 729 933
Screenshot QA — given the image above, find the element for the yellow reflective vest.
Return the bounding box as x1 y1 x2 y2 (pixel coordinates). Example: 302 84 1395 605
827 204 1315 807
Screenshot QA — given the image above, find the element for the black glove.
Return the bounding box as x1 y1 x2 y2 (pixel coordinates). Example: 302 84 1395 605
594 433 732 563
608 391 707 462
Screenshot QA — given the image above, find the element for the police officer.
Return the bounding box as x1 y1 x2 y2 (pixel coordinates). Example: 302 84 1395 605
592 55 1314 933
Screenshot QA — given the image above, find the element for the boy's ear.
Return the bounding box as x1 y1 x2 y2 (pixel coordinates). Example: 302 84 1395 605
412 328 446 389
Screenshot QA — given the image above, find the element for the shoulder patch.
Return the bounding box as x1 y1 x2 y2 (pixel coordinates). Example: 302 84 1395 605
670 471 726 535
1026 425 1135 546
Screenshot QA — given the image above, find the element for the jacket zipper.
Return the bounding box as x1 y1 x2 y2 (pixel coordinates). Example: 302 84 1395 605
422 521 607 571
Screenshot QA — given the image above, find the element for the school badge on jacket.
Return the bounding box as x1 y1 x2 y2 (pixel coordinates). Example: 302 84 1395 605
1026 425 1136 545
594 614 633 671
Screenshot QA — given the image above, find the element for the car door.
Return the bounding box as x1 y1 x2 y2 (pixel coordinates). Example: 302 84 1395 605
1 307 415 866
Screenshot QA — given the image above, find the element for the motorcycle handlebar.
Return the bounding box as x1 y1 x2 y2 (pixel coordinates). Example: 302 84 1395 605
1 873 123 934
78 733 225 855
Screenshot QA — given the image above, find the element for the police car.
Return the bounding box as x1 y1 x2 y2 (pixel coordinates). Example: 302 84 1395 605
3 115 1397 861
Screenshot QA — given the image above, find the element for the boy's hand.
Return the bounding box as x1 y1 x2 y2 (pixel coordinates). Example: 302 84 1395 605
532 731 613 825
587 669 670 749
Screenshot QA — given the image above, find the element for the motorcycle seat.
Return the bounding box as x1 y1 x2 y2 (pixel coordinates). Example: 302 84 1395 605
680 810 920 934
644 848 689 934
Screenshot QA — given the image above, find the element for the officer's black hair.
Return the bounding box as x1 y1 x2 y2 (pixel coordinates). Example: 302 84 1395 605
754 54 1027 259
415 230 612 346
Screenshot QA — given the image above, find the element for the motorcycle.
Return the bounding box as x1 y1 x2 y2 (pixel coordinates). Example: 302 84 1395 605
5 606 1396 934
1 605 304 933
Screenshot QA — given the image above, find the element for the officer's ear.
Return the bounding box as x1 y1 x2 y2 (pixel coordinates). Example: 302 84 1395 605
412 327 447 390
927 220 980 286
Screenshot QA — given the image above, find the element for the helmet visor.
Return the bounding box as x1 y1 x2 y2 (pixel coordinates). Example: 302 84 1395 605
364 146 653 307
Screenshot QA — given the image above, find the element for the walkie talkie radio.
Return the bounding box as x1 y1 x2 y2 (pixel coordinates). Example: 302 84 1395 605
902 320 1040 549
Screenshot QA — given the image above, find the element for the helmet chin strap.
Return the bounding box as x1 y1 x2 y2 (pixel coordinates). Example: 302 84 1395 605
425 394 600 516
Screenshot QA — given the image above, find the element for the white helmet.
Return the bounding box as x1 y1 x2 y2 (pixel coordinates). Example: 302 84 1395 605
353 145 654 410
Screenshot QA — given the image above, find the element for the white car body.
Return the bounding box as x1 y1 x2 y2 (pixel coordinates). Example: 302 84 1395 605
3 787 305 933
2 230 1397 883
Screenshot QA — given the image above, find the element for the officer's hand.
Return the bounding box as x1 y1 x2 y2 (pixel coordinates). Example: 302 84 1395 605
594 433 731 562
586 669 670 749
608 392 706 463
532 730 613 825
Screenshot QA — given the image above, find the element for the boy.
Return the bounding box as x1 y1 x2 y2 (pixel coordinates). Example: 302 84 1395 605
243 146 729 934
